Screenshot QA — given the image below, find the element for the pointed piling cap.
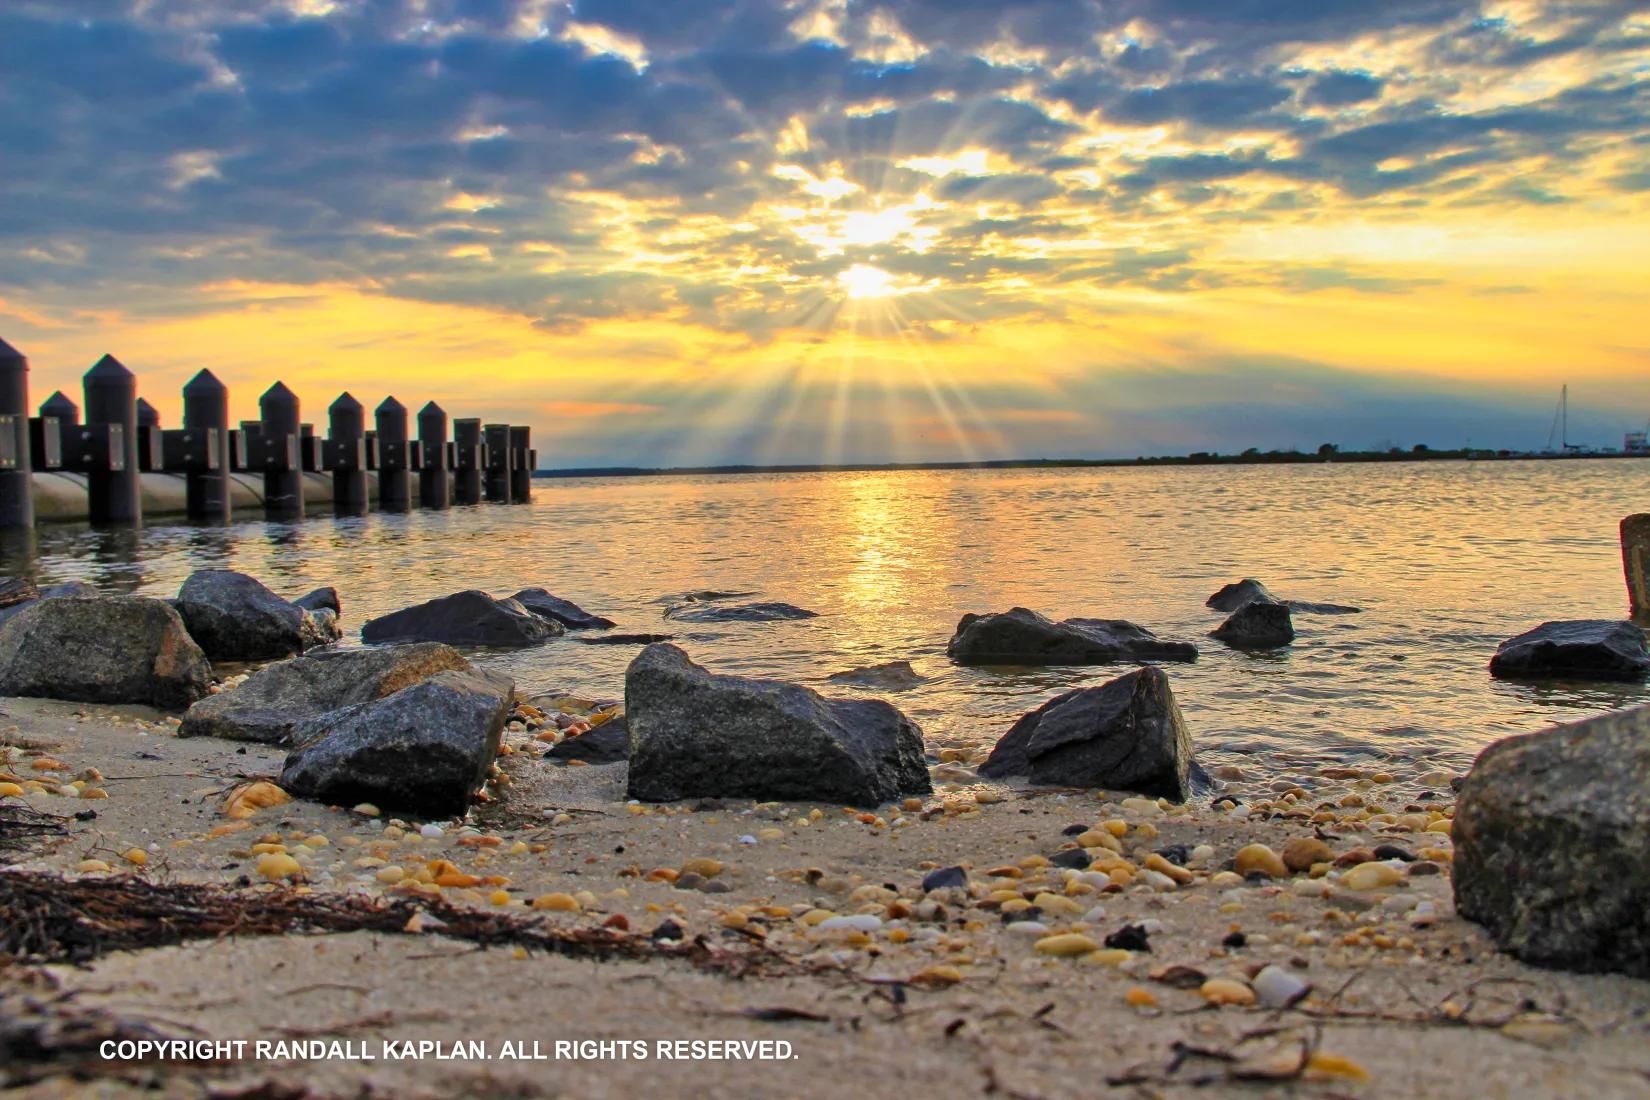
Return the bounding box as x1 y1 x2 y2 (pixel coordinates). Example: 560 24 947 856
41 390 79 419
329 391 363 413
0 336 25 363
418 400 447 420
85 353 134 384
183 368 227 396
260 380 299 409
136 398 160 426
376 395 405 414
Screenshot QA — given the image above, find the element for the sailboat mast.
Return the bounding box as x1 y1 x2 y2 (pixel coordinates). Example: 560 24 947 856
1562 384 1568 449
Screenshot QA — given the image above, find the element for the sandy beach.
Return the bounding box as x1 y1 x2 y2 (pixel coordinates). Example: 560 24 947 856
4 693 1647 1100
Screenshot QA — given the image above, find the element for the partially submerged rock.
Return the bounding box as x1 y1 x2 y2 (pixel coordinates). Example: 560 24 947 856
179 643 472 744
1488 620 1650 682
0 595 211 709
625 643 930 806
947 607 1197 665
979 666 1195 801
549 716 630 764
827 660 927 691
280 666 514 819
175 570 339 662
575 633 675 646
508 588 615 630
1454 703 1650 977
1210 601 1295 649
361 590 562 647
1206 579 1277 612
664 601 818 623
294 587 340 617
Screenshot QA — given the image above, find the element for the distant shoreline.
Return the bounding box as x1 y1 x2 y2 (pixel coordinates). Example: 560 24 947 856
535 448 1650 479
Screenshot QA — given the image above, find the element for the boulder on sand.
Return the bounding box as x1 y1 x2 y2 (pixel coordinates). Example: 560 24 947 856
361 590 562 647
0 581 98 627
280 666 514 819
0 595 211 709
664 601 818 623
175 570 340 662
549 716 631 764
508 588 614 630
625 643 930 807
1488 620 1650 682
978 666 1195 801
946 607 1197 665
1210 601 1295 649
179 643 472 744
1453 702 1650 977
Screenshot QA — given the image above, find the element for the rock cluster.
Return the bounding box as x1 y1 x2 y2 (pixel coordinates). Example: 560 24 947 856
625 643 930 807
508 588 615 630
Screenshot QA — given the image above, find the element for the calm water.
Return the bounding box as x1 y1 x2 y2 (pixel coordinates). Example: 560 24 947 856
5 460 1647 776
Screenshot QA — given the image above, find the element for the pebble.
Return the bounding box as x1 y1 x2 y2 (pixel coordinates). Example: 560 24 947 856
122 847 148 866
1342 861 1404 891
351 803 381 817
75 859 112 873
817 915 882 933
1034 933 1099 957
531 893 580 912
681 857 723 878
1281 837 1333 872
1251 965 1311 1008
922 865 968 892
1005 921 1051 937
256 852 303 881
376 865 405 884
419 824 445 839
1200 978 1257 1006
1234 844 1287 879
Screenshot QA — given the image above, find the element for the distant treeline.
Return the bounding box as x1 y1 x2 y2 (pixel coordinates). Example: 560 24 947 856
535 444 1645 479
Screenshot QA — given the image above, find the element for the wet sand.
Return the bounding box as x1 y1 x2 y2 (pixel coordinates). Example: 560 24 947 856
3 695 1648 1099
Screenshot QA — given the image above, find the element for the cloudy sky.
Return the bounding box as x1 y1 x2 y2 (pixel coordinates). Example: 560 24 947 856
2 0 1647 467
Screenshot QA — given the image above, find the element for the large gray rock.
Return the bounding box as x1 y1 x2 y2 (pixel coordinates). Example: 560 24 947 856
0 581 97 627
979 666 1194 801
1210 601 1295 649
280 666 514 818
625 643 930 807
508 588 614 629
1454 704 1650 977
179 643 472 744
175 570 340 662
1489 620 1649 681
946 607 1197 665
664 601 818 623
361 590 562 647
294 587 340 617
0 595 211 709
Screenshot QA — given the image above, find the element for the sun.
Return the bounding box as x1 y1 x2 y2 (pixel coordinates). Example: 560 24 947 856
837 264 899 299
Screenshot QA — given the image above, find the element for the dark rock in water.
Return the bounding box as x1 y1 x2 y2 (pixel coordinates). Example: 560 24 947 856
280 666 513 818
1210 601 1295 649
1454 702 1650 977
294 587 340 617
664 601 818 623
1207 578 1278 611
176 570 339 662
0 595 211 709
548 717 630 764
575 633 676 646
979 666 1195 801
1188 759 1217 794
179 643 472 744
946 607 1197 666
827 660 926 690
1050 848 1092 870
922 865 967 892
508 588 615 630
1488 620 1650 682
661 590 757 604
625 643 930 807
0 581 98 627
1283 599 1362 615
361 590 562 647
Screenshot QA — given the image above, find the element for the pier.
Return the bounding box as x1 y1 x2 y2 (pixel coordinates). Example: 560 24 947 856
0 339 537 527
